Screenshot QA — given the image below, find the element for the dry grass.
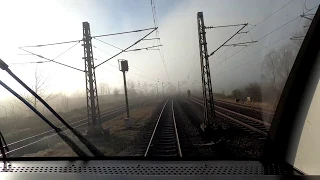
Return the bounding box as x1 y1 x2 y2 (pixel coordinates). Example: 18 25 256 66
216 98 275 110
98 105 155 155
23 142 77 157
22 103 156 157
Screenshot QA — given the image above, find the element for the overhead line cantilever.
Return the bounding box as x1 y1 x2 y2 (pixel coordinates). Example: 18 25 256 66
94 28 157 68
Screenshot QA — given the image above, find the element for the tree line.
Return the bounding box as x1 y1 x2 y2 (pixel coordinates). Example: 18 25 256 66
219 21 307 108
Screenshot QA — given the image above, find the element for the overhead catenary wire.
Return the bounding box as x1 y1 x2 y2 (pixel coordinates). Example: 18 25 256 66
208 24 248 57
19 39 81 48
205 23 247 29
18 48 85 72
94 58 120 76
210 0 299 65
14 41 80 66
10 60 51 65
92 27 155 38
129 65 159 80
215 44 296 76
143 38 160 41
212 30 297 70
93 38 123 51
251 0 296 30
129 71 158 82
213 24 305 75
186 48 199 79
94 56 157 82
93 45 112 56
94 27 157 68
52 41 81 60
150 0 171 82
124 44 163 52
256 16 300 41
211 5 319 70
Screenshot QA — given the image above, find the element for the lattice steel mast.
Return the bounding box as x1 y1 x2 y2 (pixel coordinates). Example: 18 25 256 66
82 22 101 130
197 12 216 130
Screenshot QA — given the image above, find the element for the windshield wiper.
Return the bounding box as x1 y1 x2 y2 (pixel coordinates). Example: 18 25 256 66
0 59 104 157
0 80 88 157
0 130 9 163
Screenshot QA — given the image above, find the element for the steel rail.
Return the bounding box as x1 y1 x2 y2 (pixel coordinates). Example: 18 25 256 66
144 98 169 157
3 100 146 155
189 98 267 137
171 99 182 157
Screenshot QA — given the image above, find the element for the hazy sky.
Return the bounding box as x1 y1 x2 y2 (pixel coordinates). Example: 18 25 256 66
0 0 319 100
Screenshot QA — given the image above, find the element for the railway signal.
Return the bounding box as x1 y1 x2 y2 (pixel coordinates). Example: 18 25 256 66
119 59 131 128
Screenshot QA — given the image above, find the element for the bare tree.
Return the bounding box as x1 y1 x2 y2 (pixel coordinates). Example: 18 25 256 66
72 89 86 98
276 45 295 89
232 89 243 99
291 19 309 48
22 68 55 110
245 83 262 102
263 50 278 92
99 83 109 95
127 80 137 97
60 93 69 112
113 88 120 98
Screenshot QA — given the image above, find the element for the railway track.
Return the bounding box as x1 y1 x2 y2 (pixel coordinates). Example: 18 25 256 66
192 95 274 115
3 99 147 156
144 98 182 157
188 97 269 138
214 99 275 116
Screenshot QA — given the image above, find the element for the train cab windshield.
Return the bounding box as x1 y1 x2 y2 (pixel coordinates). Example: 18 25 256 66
0 0 319 175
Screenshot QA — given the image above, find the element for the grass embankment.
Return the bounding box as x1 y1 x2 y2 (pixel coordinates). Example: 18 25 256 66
215 97 275 110
3 99 131 144
23 101 157 157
